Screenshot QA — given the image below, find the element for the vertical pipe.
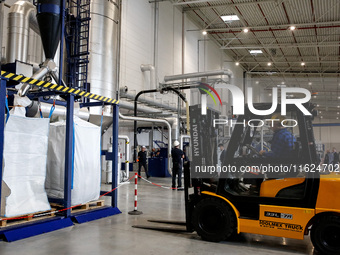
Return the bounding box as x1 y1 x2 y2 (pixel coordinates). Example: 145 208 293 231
59 0 66 86
181 11 185 75
64 94 74 217
112 104 119 208
0 79 6 210
153 1 159 90
125 139 129 180
0 1 4 66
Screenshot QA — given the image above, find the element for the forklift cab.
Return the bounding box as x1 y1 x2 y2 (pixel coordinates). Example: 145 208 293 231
188 103 340 255
215 103 320 219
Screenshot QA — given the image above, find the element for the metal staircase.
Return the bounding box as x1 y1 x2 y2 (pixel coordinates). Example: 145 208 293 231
65 0 90 90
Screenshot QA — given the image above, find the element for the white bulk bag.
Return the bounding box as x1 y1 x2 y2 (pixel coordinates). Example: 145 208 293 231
45 117 101 206
2 115 51 217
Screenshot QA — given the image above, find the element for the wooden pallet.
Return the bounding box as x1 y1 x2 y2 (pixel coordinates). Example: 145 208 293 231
0 209 56 228
51 200 105 213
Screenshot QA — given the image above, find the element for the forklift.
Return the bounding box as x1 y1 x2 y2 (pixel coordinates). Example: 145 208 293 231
134 103 340 255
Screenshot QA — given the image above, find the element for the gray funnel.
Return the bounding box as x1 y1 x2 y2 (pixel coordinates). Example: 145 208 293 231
36 0 61 59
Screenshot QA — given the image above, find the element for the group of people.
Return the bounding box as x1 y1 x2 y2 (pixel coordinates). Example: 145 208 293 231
323 148 339 169
137 141 187 190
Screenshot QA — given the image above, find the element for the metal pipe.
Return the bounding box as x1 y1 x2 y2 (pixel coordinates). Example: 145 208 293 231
18 59 56 96
164 69 234 82
119 101 164 114
180 135 190 151
26 101 90 121
118 135 130 181
119 112 172 176
133 88 186 162
6 1 40 63
140 64 156 90
0 1 4 66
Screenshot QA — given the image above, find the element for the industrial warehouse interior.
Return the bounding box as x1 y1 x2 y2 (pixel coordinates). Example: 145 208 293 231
0 0 339 254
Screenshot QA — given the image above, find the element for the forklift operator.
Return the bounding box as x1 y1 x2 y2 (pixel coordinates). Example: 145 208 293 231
259 114 296 159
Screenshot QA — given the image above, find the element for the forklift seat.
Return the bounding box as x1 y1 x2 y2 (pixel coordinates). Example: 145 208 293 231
260 177 306 198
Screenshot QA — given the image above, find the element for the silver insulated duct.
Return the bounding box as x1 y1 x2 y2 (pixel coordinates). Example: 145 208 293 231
88 0 119 105
88 0 120 129
6 1 40 63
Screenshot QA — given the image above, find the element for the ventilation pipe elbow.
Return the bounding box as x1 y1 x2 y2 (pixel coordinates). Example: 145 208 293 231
6 1 40 63
140 64 156 90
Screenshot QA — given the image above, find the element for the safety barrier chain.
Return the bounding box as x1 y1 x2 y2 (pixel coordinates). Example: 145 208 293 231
0 71 119 105
137 174 178 190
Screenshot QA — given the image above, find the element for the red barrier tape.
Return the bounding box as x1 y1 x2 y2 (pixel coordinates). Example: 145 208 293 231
137 174 178 190
0 175 135 222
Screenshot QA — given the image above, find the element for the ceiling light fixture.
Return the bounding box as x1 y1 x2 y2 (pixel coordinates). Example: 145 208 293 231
249 50 263 54
221 15 239 22
267 62 272 66
235 62 240 66
202 30 207 35
289 26 296 31
301 62 305 66
243 28 249 33
255 81 259 84
308 82 312 85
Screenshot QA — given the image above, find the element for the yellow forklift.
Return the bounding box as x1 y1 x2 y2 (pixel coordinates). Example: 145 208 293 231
134 103 340 254
186 103 340 255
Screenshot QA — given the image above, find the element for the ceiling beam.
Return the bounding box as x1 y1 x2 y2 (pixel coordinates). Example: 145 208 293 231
247 71 340 76
186 21 340 32
182 0 290 11
173 0 223 6
237 61 340 64
221 41 340 49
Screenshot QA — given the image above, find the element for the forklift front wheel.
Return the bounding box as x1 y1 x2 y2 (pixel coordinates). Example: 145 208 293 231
311 215 340 255
192 197 236 242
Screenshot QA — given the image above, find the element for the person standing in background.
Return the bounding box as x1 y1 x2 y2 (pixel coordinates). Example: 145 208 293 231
171 141 184 190
138 146 149 179
332 147 339 167
218 143 227 165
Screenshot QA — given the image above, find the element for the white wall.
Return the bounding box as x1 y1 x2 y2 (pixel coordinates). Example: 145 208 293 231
313 119 340 150
120 0 244 107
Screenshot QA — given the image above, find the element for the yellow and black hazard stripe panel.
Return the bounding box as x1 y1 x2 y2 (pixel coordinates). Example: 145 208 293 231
0 71 119 105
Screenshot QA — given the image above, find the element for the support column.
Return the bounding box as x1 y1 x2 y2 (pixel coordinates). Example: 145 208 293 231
0 79 6 209
112 104 119 208
64 94 74 217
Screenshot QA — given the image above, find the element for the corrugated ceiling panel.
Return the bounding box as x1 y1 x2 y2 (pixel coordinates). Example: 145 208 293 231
314 0 340 22
283 0 313 24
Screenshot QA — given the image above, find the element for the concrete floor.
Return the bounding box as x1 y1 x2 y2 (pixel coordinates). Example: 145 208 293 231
0 175 318 255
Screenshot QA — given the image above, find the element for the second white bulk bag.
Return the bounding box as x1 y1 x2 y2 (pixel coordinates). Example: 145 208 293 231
45 117 101 206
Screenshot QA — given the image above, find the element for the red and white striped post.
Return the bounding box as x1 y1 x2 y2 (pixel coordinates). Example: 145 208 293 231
128 173 143 215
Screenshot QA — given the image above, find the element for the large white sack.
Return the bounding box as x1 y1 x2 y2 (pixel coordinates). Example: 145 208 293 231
2 115 51 217
46 117 101 206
